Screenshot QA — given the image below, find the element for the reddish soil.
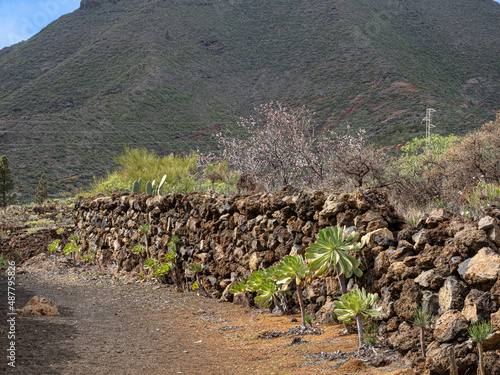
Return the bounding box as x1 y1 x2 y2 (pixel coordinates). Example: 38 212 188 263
0 255 416 375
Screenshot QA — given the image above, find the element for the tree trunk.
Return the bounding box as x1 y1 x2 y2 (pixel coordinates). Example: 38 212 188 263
73 252 76 267
144 236 150 259
169 271 180 288
336 265 348 295
420 327 426 357
195 273 210 298
296 282 306 326
478 343 485 375
54 253 57 270
174 263 186 291
356 314 363 349
449 345 458 375
273 296 286 315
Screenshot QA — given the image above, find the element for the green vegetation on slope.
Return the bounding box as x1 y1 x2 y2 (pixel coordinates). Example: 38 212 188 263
0 0 499 200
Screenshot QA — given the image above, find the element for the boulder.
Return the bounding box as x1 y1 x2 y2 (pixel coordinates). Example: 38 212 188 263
460 247 500 288
491 278 500 305
325 276 341 296
394 280 421 320
387 321 419 353
426 342 477 375
317 199 345 226
412 229 428 252
20 296 59 316
315 299 336 324
397 226 417 243
454 228 491 258
482 331 500 351
483 352 500 375
386 262 408 281
426 343 454 375
433 310 468 343
421 291 440 315
378 287 395 320
361 228 395 248
415 269 444 290
388 245 414 263
461 290 496 323
438 277 469 313
426 209 451 227
492 309 500 331
248 252 262 272
478 216 500 246
374 250 390 277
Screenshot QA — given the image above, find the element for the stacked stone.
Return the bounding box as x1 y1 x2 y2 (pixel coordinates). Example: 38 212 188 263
74 189 500 374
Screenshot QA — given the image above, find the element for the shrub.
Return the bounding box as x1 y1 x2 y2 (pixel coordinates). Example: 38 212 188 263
395 133 459 206
91 148 198 195
443 114 500 206
0 155 16 207
327 128 395 189
35 174 49 205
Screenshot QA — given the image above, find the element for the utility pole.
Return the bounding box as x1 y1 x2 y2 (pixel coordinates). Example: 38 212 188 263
423 108 436 153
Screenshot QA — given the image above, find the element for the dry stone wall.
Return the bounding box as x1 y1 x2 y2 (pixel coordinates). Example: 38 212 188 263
75 188 405 293
75 188 500 374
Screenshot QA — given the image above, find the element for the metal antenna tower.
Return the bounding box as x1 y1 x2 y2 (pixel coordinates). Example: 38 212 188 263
423 108 436 153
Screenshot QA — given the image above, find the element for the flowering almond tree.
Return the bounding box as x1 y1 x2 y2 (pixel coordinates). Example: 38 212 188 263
217 101 329 190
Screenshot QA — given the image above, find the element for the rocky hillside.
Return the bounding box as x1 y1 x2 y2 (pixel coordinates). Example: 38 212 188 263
73 188 500 374
1 0 499 199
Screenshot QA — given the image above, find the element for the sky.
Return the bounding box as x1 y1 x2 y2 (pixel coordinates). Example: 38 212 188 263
0 0 81 50
1 0 500 50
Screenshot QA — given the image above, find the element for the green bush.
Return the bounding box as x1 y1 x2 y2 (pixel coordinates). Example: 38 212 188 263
91 148 198 195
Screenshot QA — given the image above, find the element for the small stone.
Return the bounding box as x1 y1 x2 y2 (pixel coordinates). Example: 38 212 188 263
290 318 298 323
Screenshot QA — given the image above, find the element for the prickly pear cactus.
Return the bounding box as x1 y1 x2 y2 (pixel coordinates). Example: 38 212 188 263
132 180 141 194
146 181 153 195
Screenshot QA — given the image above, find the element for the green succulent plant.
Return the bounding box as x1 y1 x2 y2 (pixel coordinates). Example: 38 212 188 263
228 278 250 306
48 239 61 270
139 224 151 259
152 263 174 280
162 243 184 289
334 288 381 349
411 303 434 358
304 314 314 326
188 262 209 297
229 278 247 294
468 320 494 375
131 244 145 273
254 278 290 314
305 225 364 295
144 258 160 270
63 233 81 267
274 255 313 326
246 268 273 293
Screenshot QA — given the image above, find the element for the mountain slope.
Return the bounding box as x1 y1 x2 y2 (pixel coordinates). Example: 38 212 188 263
0 0 499 200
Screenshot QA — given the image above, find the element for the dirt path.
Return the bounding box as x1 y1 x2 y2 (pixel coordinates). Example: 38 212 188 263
1 263 415 375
